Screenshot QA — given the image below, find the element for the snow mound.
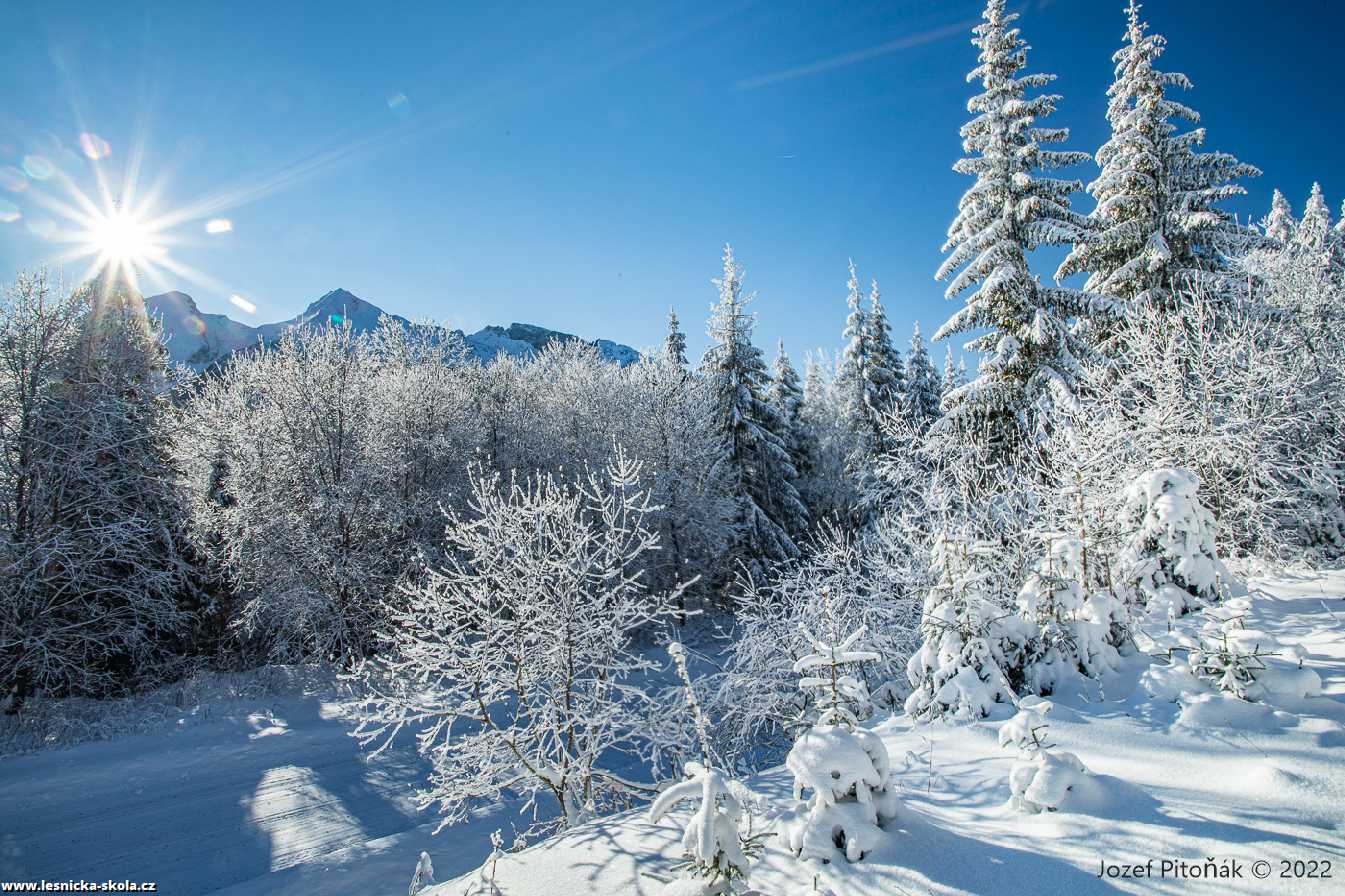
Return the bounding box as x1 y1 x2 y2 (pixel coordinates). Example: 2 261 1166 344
1175 692 1295 732
1008 749 1091 813
785 725 898 863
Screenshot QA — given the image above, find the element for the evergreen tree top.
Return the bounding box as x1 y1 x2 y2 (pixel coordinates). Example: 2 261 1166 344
1300 182 1331 251
663 307 688 369
1264 189 1297 245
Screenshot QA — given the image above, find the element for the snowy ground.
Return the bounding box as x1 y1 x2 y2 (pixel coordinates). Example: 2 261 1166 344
0 670 512 894
441 570 1345 896
0 572 1341 895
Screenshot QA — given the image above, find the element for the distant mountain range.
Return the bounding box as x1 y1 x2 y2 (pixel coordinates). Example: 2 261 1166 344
143 288 641 371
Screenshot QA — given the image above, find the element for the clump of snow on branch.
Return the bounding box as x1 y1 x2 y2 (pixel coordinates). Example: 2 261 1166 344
407 851 434 896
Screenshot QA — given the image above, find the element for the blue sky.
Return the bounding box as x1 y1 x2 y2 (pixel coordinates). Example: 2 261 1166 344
1 0 1341 363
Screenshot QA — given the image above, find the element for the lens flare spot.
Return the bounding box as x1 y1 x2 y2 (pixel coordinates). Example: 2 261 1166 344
206 218 233 234
0 167 27 192
0 200 20 223
229 294 257 315
78 132 111 161
329 313 345 326
387 92 411 118
22 155 55 181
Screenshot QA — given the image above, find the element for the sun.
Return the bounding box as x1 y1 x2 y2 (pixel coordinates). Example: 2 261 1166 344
47 188 188 294
88 205 161 273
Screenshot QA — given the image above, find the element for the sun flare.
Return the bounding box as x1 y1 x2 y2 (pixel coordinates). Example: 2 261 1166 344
88 206 160 271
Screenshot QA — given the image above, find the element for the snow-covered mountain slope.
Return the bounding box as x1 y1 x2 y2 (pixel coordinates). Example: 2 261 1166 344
144 291 267 369
143 289 640 371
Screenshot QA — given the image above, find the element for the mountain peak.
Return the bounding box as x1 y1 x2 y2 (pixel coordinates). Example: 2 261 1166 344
153 290 199 312
305 288 367 316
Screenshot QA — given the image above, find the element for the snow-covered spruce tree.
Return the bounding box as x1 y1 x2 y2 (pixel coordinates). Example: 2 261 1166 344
623 354 736 615
1016 535 1126 696
0 271 192 709
1054 1 1253 313
935 0 1111 457
834 260 875 458
648 643 763 896
1299 182 1332 255
863 279 903 450
1293 183 1344 283
1059 2 1260 315
904 529 1032 721
768 341 811 499
1263 188 1297 245
712 529 920 766
998 698 1091 813
902 323 942 433
796 354 857 524
665 308 689 370
1117 466 1224 620
355 449 674 833
940 346 959 411
785 624 898 864
698 246 806 571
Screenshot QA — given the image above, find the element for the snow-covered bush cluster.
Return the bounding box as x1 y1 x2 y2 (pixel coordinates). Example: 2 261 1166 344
712 527 919 766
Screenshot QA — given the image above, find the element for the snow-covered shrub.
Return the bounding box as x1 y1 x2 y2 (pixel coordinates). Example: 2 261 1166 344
785 628 898 864
1186 601 1320 702
650 763 755 895
1062 291 1345 566
1016 535 1126 695
407 851 434 896
905 531 1031 721
999 699 1091 813
648 643 764 896
712 524 919 766
1139 593 1321 714
786 725 898 863
1118 467 1224 619
354 449 675 833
